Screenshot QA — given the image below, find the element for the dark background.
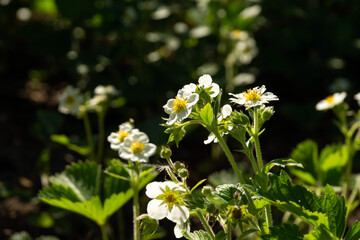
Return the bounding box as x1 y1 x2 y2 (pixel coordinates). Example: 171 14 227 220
1 0 360 239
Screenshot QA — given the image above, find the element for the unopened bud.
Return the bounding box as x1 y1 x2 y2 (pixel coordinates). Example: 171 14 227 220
206 203 217 214
262 106 275 121
174 161 185 171
160 145 172 159
202 186 213 197
178 168 189 178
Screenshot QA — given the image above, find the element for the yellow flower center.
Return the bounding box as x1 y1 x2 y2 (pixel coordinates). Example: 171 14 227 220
231 29 243 39
325 95 334 103
131 141 144 154
117 130 129 142
243 88 261 102
164 192 177 204
172 96 187 112
65 96 75 105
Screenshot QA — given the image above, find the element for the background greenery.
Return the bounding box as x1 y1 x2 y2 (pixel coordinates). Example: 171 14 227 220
1 0 360 239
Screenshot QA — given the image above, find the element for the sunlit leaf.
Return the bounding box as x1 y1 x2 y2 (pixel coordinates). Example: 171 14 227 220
263 158 303 174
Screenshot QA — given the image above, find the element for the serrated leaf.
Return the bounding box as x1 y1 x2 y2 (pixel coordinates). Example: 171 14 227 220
263 158 303 174
200 103 214 126
249 171 346 237
167 126 186 147
345 221 360 240
304 225 338 240
262 224 303 240
183 230 213 240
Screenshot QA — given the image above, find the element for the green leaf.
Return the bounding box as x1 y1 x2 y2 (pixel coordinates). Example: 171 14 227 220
183 230 213 240
199 103 214 126
319 144 348 185
166 126 187 147
208 169 239 186
38 161 142 225
304 225 338 240
263 158 303 174
191 179 207 193
236 229 258 240
250 171 346 237
345 221 360 240
262 224 303 240
51 134 90 156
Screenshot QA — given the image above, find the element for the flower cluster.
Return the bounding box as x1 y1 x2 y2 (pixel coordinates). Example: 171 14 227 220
107 122 156 163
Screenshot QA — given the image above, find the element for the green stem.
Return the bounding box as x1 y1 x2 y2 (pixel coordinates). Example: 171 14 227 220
247 148 260 175
347 176 360 216
343 136 354 202
100 224 109 240
83 112 95 161
97 111 105 164
130 165 140 240
213 130 245 184
264 205 273 231
196 209 216 240
226 221 232 240
117 209 125 240
253 108 263 171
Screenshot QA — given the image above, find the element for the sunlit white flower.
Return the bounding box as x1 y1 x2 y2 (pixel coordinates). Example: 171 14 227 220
94 85 119 96
174 221 190 238
182 74 220 98
107 123 137 150
146 181 190 225
87 95 107 111
119 131 156 162
354 92 360 106
163 89 199 125
58 85 84 116
204 104 233 144
229 85 278 109
315 92 347 111
239 5 261 19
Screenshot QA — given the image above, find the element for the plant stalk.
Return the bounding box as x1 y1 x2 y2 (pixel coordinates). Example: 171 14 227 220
196 209 216 240
100 224 109 240
97 111 105 164
213 130 245 184
83 112 95 161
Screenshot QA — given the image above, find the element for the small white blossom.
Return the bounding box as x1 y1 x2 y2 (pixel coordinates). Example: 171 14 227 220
58 85 84 116
204 104 233 144
239 5 262 19
182 74 220 98
94 85 119 96
354 92 360 106
87 95 108 111
315 92 347 111
107 123 137 150
163 89 199 125
229 85 278 109
230 30 249 41
146 181 190 226
119 131 156 163
234 38 258 65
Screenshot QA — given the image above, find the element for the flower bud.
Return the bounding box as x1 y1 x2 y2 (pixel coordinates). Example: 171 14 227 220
230 206 242 220
261 106 275 121
178 168 189 178
206 203 217 214
160 145 172 159
174 161 185 170
202 185 213 197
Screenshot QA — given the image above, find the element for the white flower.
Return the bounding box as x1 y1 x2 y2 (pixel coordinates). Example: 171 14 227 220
119 131 156 162
174 221 190 238
94 85 119 96
58 85 84 116
239 5 261 19
146 181 190 225
182 74 220 98
163 89 199 125
204 104 233 144
234 38 258 65
230 30 249 41
354 92 360 106
87 95 108 110
107 123 137 150
315 92 347 111
229 85 278 109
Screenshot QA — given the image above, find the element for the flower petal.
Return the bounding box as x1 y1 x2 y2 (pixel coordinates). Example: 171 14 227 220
198 74 212 88
209 83 220 98
146 182 164 198
167 204 190 224
174 222 190 238
147 199 168 220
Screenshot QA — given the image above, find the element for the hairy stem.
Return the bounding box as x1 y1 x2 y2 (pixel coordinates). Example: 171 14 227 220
196 209 216 240
213 130 245 184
